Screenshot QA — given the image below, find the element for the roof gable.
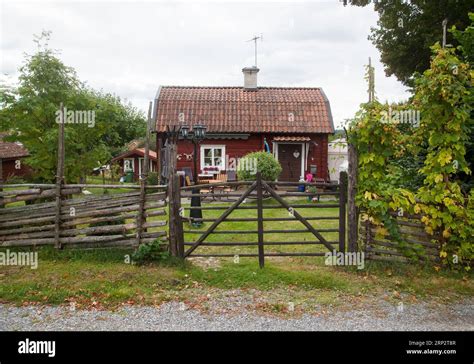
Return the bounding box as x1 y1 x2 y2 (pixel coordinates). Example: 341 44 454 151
0 133 29 160
111 148 157 162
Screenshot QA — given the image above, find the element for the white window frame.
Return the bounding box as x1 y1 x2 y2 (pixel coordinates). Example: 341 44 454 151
124 158 134 172
200 145 226 171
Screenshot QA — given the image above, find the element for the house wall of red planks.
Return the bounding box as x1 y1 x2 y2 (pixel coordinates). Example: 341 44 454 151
1 158 31 181
170 133 329 181
113 155 158 182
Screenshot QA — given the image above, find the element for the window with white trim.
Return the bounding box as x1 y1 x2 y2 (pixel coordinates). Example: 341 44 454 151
124 158 134 172
200 145 226 170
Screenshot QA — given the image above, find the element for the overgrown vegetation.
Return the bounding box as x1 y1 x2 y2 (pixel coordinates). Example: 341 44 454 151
349 39 473 270
414 44 474 268
146 172 160 188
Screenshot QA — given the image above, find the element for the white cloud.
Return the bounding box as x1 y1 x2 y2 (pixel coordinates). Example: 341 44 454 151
0 0 410 129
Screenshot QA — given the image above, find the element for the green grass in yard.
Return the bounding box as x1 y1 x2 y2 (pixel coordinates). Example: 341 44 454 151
178 196 340 257
84 175 138 195
0 247 186 307
186 259 351 291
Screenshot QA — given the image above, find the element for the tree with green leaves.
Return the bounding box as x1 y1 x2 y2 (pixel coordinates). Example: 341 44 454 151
346 0 472 87
0 31 146 183
452 13 474 192
237 151 282 181
452 12 474 65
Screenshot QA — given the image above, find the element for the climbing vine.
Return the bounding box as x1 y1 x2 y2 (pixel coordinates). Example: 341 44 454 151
349 43 473 269
414 44 473 269
348 101 422 259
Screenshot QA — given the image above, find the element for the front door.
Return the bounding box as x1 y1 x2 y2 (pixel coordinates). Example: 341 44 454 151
278 144 302 182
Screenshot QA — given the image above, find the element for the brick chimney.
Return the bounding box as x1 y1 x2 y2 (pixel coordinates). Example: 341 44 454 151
242 66 259 90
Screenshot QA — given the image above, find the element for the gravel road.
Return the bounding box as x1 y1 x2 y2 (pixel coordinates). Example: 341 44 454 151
1 299 473 331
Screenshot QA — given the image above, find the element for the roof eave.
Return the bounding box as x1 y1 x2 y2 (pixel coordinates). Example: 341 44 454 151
319 88 335 134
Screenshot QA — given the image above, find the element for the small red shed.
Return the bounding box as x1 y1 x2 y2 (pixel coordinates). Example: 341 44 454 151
111 148 158 182
0 133 31 182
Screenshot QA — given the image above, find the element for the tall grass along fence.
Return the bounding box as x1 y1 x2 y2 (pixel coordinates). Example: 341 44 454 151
0 183 167 249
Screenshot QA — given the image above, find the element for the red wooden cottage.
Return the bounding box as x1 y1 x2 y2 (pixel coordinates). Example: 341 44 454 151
111 148 158 182
0 133 31 182
153 67 335 182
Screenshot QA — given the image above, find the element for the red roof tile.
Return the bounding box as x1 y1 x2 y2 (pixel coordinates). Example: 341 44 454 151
0 133 29 160
155 86 334 134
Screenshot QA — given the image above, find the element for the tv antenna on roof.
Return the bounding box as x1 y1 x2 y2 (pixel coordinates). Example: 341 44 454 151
247 34 263 67
442 18 448 48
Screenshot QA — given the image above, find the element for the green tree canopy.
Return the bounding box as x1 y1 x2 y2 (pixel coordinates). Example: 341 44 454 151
0 31 146 183
346 0 472 87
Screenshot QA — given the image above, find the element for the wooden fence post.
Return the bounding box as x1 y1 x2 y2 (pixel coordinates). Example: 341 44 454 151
256 172 265 268
175 175 184 258
168 172 184 257
339 171 347 254
54 103 65 249
167 129 179 257
136 102 152 247
348 142 358 252
0 158 3 208
168 174 177 256
365 219 372 258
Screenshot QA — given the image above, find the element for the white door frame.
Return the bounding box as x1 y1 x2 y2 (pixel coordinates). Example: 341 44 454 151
273 142 306 180
139 158 154 173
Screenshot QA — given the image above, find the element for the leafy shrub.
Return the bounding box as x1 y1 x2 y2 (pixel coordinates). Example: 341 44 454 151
147 171 159 186
237 151 282 181
131 239 169 265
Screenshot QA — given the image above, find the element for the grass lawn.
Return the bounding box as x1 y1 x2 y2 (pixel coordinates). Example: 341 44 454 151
84 175 138 195
177 196 340 256
1 246 472 312
1 194 472 312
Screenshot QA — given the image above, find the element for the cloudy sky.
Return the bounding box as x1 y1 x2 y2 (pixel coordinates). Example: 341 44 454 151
1 0 410 129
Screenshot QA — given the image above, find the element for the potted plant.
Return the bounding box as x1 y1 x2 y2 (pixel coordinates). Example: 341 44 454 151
306 185 319 203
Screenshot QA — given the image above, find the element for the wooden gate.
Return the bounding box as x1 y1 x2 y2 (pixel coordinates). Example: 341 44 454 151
171 172 347 267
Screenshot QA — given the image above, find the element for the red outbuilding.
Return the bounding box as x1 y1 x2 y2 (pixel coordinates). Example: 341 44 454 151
0 133 31 182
